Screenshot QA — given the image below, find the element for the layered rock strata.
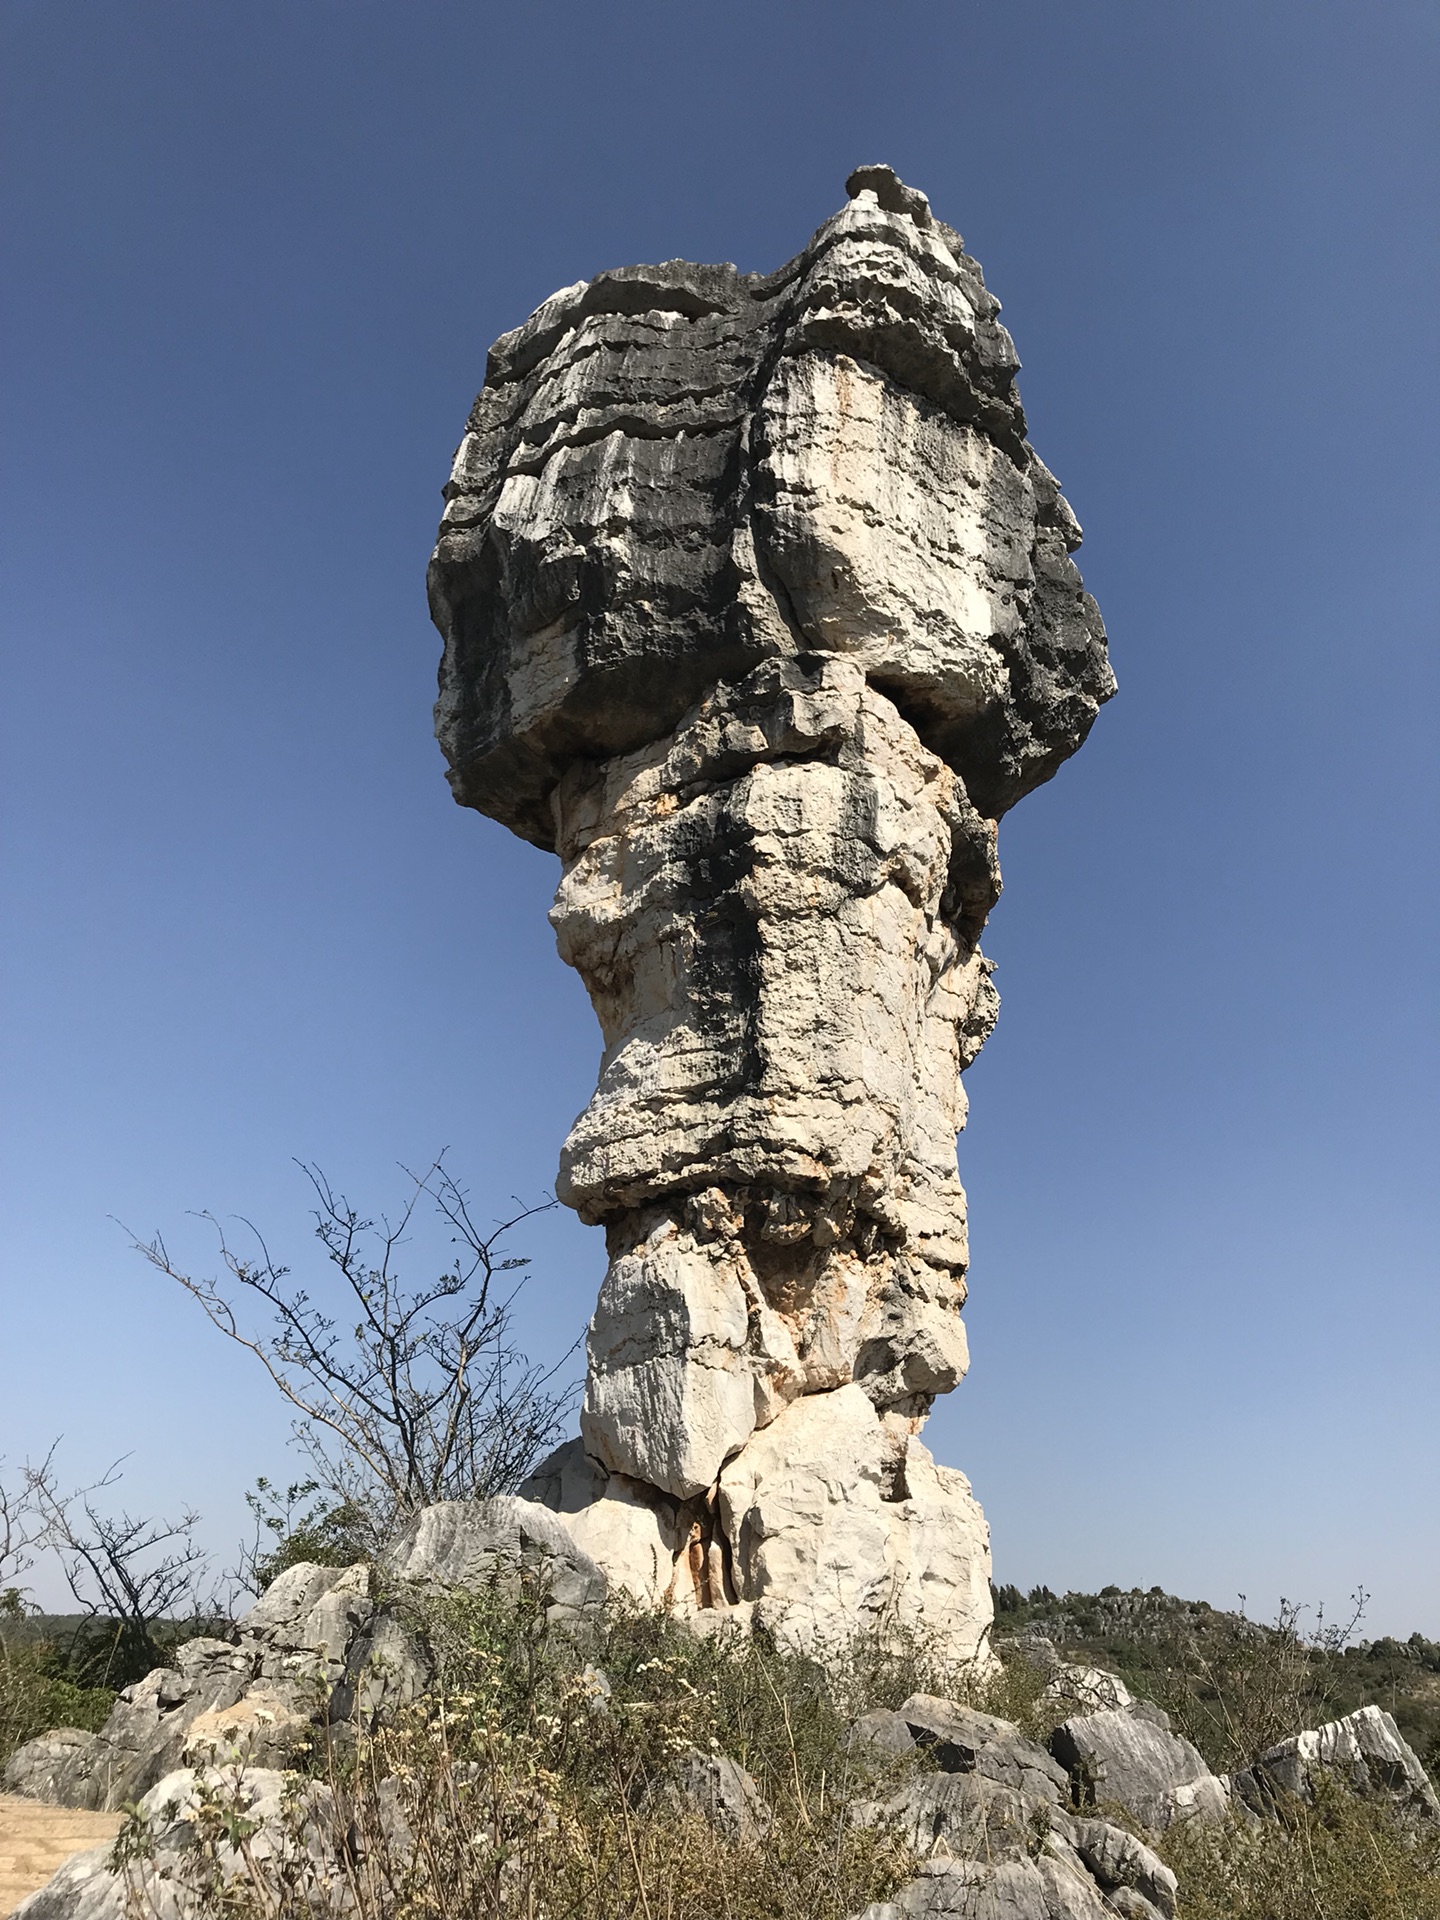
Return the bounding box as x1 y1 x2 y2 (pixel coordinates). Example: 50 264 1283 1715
430 166 1114 1653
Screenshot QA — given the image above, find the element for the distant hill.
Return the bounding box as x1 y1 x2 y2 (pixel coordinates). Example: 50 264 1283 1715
992 1583 1440 1779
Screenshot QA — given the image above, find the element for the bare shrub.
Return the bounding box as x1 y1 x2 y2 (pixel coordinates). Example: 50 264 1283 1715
131 1157 576 1563
1121 1591 1371 1773
26 1453 221 1688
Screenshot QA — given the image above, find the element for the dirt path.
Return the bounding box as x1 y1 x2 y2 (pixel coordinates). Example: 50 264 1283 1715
0 1795 121 1917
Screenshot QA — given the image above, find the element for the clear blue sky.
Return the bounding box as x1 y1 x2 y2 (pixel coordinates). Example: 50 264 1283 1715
3 1 1436 1634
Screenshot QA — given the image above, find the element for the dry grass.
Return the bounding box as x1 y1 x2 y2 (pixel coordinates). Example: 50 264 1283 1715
105 1583 1440 1920
111 1581 946 1920
1159 1776 1440 1920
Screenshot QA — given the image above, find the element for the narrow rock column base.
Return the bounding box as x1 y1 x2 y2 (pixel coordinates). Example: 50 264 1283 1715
521 1386 994 1665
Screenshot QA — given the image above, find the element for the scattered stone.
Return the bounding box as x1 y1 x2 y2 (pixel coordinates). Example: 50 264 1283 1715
847 1689 1177 1920
4 1563 365 1813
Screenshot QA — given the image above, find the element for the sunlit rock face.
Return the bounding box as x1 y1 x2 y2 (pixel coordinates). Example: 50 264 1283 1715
430 166 1113 1658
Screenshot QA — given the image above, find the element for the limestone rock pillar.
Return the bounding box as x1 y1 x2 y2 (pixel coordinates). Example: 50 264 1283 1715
428 166 1113 1658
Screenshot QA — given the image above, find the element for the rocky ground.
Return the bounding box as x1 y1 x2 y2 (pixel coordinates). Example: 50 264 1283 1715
4 1498 1438 1919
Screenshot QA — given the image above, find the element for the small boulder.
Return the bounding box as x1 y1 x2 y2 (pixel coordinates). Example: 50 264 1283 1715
665 1747 772 1844
851 1847 1160 1918
1039 1663 1136 1718
848 1714 1175 1920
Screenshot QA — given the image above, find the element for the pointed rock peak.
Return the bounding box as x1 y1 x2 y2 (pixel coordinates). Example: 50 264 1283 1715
844 163 934 228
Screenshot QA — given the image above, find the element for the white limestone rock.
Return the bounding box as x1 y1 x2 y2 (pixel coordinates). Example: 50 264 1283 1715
555 659 994 1506
430 165 1115 1657
519 1438 684 1608
1239 1703 1440 1823
715 1385 993 1658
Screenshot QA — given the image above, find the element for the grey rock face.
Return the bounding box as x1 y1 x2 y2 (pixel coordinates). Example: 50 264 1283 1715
664 1747 773 1844
851 1771 1175 1920
434 167 1113 1651
1236 1704 1440 1823
2 1730 102 1806
382 1494 607 1626
1049 1704 1228 1832
889 1693 1070 1802
855 1855 1150 1920
847 1691 1175 1920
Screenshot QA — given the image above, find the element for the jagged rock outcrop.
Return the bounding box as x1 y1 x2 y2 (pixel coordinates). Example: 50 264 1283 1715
1050 1703 1229 1832
432 164 1114 1653
1234 1704 1440 1825
4 1564 372 1812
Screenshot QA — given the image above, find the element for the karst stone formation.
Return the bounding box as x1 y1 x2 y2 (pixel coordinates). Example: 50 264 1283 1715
428 166 1114 1656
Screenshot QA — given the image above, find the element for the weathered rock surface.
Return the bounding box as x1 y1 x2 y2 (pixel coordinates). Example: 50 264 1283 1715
4 1497 603 1814
1235 1703 1440 1824
431 167 1111 846
881 1694 1071 1801
3 1564 368 1813
382 1495 607 1625
438 165 1113 1654
663 1748 773 1845
848 1693 1177 1920
1049 1703 1228 1832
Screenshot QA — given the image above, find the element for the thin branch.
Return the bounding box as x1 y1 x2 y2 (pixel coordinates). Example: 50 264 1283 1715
127 1155 575 1544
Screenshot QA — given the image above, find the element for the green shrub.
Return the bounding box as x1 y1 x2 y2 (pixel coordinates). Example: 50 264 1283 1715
0 1638 114 1768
